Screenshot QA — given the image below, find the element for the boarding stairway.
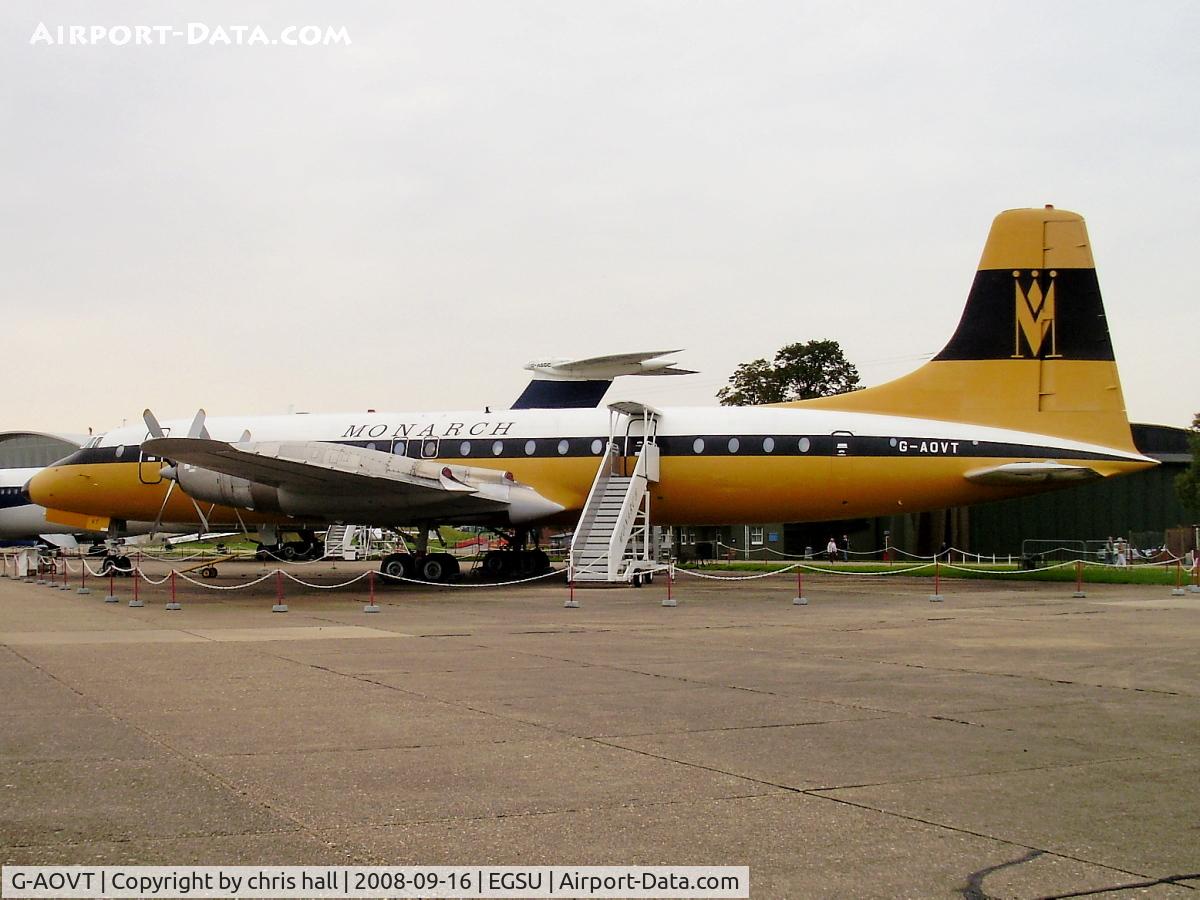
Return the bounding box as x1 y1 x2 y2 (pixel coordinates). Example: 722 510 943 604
323 525 370 560
569 402 661 583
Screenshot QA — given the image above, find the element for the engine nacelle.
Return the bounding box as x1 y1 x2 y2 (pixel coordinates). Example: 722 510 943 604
172 464 282 513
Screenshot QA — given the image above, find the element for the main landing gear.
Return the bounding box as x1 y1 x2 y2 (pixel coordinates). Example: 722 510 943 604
379 551 461 583
376 527 552 584
478 527 551 580
480 547 550 579
254 530 325 561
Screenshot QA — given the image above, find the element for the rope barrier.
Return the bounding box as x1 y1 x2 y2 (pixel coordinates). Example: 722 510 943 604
280 570 374 590
378 568 562 588
174 570 282 591
676 564 801 581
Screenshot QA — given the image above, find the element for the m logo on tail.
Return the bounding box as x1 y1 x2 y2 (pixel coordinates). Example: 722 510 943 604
1011 269 1062 359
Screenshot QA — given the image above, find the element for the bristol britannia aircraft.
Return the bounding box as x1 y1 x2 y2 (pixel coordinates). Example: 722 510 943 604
28 207 1155 582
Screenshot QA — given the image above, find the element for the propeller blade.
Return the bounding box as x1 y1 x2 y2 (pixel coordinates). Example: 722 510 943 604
143 409 165 439
149 480 176 542
187 409 210 440
189 497 212 536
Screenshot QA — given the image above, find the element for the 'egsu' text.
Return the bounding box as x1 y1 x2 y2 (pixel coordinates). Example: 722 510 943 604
342 420 516 440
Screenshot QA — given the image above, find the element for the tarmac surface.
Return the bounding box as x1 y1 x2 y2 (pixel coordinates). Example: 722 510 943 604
1 558 1198 898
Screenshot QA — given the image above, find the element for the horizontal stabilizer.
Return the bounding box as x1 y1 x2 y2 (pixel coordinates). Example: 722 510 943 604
524 349 695 381
512 350 695 409
964 461 1101 486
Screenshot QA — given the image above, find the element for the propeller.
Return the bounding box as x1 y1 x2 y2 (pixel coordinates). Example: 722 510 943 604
143 408 216 539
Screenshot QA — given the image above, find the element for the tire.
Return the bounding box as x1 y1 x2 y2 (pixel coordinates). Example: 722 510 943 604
202 566 218 579
482 550 512 578
111 556 133 576
516 551 537 577
280 544 298 561
420 556 447 582
532 549 550 573
380 553 414 580
432 553 459 579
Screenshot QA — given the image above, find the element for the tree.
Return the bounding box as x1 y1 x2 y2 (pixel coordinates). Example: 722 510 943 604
1177 412 1200 514
717 339 861 406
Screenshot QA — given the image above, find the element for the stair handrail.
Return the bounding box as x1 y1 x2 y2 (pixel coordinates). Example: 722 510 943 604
568 440 620 579
606 448 649 580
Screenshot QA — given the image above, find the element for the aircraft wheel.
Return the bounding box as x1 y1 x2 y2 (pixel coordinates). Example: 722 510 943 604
201 566 218 579
533 549 550 573
431 553 459 579
380 553 414 581
482 550 512 578
280 543 298 560
517 551 540 577
420 556 450 582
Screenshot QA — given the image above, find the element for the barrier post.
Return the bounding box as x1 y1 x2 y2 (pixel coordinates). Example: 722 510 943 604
129 562 144 607
1189 558 1200 593
662 565 676 607
77 557 91 595
928 558 944 602
272 569 288 612
1171 559 1186 596
564 577 579 608
793 568 807 606
165 569 182 610
1072 559 1087 598
363 570 379 613
104 569 118 604
60 558 72 590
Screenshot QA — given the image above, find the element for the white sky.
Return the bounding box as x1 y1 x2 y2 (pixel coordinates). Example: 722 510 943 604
2 1 1197 436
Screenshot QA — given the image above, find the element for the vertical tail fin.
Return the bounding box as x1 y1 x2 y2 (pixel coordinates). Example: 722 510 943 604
795 207 1138 452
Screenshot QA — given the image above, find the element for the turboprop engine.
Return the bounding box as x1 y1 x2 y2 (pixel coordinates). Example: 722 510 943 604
162 464 283 513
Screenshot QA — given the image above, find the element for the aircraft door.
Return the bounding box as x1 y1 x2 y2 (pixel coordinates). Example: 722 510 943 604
138 432 166 484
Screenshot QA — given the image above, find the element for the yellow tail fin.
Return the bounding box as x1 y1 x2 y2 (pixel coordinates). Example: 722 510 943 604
793 206 1137 453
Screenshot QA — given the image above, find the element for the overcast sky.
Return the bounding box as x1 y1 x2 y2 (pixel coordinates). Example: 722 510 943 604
2 1 1197 437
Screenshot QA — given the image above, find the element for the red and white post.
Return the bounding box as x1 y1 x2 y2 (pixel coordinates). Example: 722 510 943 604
364 570 380 613
272 569 288 613
165 569 181 610
793 568 807 606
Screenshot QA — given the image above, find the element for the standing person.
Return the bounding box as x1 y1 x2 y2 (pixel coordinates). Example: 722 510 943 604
1104 536 1115 564
1115 537 1128 567
840 534 850 562
826 536 839 563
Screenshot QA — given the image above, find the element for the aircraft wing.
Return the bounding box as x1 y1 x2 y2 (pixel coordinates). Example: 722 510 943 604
142 437 564 523
964 462 1101 486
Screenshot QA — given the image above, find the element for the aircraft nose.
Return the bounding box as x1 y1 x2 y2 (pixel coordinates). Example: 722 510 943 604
26 466 68 508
